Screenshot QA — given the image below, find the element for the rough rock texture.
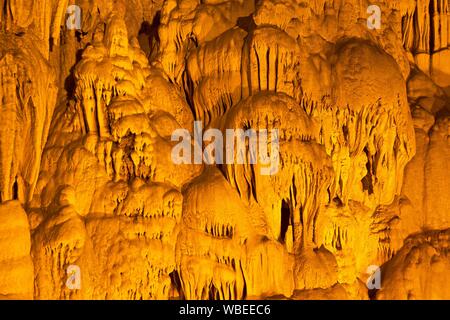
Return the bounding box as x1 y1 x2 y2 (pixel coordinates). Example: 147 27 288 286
0 0 448 300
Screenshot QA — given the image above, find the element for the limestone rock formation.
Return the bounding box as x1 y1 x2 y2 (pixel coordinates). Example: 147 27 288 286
0 0 448 300
0 201 33 299
377 229 450 299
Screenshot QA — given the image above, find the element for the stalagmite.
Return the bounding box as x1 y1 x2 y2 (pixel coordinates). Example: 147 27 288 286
377 229 450 299
0 201 33 298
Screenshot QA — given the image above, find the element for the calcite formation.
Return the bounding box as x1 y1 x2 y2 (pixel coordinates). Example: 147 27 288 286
0 0 448 300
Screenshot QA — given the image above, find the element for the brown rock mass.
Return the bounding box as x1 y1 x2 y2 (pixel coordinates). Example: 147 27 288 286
0 0 448 300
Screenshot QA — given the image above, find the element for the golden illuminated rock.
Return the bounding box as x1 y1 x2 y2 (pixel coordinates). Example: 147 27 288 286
0 0 448 300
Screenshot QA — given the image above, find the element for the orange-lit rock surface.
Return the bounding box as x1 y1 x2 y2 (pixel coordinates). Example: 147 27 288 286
0 0 448 300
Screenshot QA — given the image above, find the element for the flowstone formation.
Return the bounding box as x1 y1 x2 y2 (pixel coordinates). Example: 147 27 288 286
0 0 448 300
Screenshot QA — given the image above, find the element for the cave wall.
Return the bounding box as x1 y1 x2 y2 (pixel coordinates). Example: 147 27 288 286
0 0 448 300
